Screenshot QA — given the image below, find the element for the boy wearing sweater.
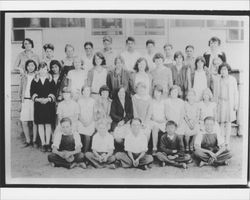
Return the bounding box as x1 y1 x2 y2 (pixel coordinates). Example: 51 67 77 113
156 120 192 169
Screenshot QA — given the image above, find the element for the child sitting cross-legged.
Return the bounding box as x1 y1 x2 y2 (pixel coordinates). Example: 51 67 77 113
194 116 232 167
48 117 86 169
155 120 192 169
85 119 116 169
115 118 154 170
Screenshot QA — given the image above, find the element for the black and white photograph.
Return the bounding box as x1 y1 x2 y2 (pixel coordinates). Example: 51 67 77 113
3 10 249 187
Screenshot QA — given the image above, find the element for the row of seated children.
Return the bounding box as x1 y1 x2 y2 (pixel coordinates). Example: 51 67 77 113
48 116 232 170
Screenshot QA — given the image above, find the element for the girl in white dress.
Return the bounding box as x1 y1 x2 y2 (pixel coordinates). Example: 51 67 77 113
67 56 87 101
199 88 217 122
133 57 152 95
193 56 208 101
198 88 220 134
132 82 152 140
215 63 238 148
165 85 185 128
19 59 38 147
87 52 107 100
78 86 96 152
182 89 200 152
150 84 167 154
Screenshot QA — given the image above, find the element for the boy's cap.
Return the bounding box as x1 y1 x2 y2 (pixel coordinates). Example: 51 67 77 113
103 36 112 43
62 87 71 93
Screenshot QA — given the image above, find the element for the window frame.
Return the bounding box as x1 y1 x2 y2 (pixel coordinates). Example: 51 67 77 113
90 18 125 37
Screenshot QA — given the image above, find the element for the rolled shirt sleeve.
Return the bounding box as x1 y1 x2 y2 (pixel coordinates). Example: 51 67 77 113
73 131 83 149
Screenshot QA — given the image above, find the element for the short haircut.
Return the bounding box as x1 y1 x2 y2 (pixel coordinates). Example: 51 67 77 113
43 43 54 51
60 117 72 125
93 52 106 66
114 55 125 65
50 60 62 72
99 85 110 95
73 56 84 66
153 84 164 96
133 57 149 72
130 118 142 125
185 45 194 51
195 56 206 70
153 53 165 63
22 38 34 49
81 85 91 94
208 36 221 46
218 62 231 74
126 36 135 44
169 85 181 96
174 51 185 61
146 39 155 46
202 88 213 101
64 44 74 52
166 120 177 128
25 59 37 72
38 62 48 71
84 41 94 49
204 116 215 123
163 43 173 50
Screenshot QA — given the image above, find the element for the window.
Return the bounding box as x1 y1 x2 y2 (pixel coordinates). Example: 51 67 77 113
170 19 205 27
12 17 85 42
91 18 123 35
206 20 243 28
227 29 244 42
12 18 49 42
51 18 85 27
13 18 49 28
134 19 165 35
206 20 244 42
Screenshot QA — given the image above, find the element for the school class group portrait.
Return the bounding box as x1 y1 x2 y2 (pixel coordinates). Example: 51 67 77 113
14 34 238 171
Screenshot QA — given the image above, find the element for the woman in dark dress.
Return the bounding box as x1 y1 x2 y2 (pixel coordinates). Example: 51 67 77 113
30 62 56 152
110 86 133 150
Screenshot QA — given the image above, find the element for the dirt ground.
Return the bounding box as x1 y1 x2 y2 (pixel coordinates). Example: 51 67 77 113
10 120 244 181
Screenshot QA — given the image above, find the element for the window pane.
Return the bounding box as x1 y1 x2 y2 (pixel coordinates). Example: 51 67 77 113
207 20 243 28
134 19 165 35
92 18 123 35
226 20 241 27
13 18 30 28
68 18 85 27
12 29 24 41
228 29 239 40
240 29 244 40
13 18 49 28
51 18 67 27
206 20 226 27
170 19 205 27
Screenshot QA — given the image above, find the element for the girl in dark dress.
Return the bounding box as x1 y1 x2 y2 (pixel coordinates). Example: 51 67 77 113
60 44 76 90
203 37 226 71
50 60 64 102
30 62 56 152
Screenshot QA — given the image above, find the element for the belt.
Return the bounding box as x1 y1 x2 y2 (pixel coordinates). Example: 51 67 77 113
24 97 31 99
